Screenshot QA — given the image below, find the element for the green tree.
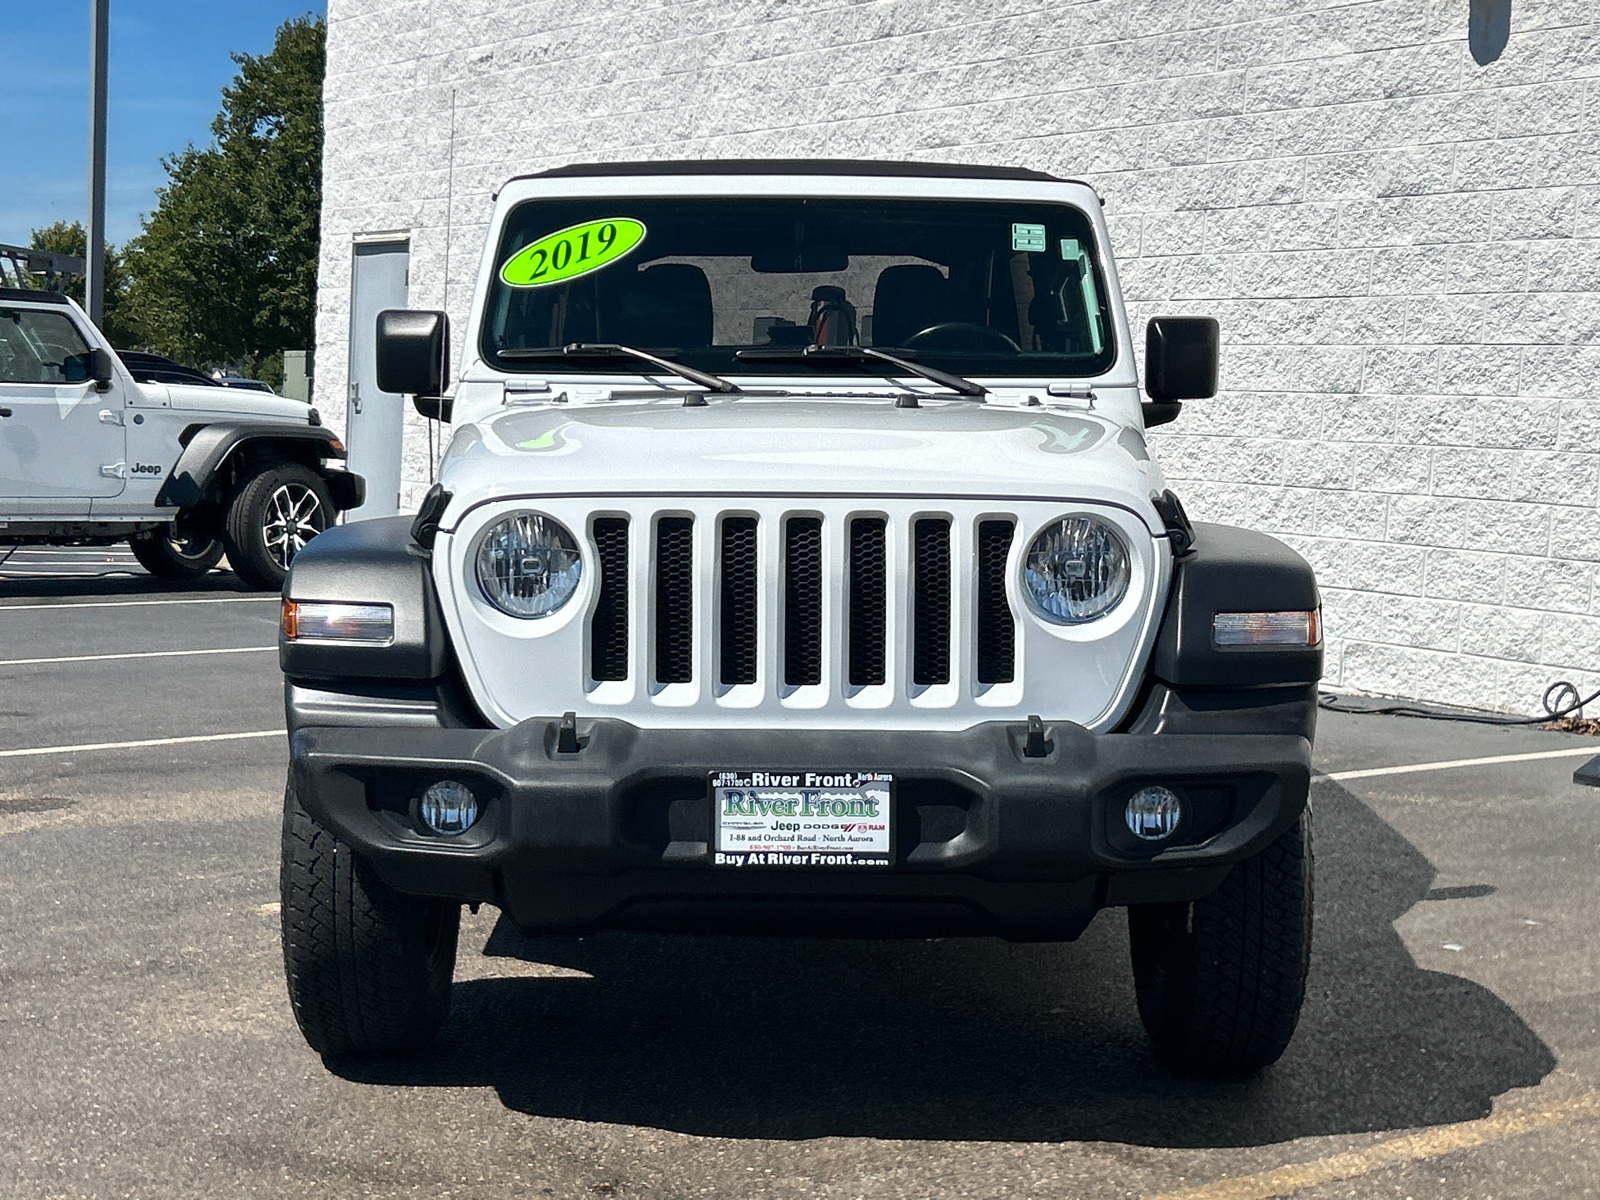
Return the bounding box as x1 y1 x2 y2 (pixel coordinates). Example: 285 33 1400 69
25 220 141 348
124 15 324 378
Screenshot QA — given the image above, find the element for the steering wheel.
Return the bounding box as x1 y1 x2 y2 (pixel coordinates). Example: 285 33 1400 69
901 322 1022 354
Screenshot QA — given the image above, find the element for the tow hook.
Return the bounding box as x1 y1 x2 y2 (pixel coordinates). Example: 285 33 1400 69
555 711 583 754
1023 714 1053 759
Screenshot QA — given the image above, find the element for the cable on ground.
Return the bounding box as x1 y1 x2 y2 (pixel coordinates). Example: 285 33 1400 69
1319 680 1600 728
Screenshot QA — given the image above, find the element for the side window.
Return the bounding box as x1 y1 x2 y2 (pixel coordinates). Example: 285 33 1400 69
0 308 93 384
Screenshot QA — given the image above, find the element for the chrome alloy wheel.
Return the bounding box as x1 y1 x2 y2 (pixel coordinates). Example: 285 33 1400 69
263 483 324 568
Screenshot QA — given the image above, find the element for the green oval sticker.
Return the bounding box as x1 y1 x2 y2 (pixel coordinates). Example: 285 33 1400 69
500 218 647 288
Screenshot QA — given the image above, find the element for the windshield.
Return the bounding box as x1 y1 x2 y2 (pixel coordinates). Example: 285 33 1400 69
481 197 1115 379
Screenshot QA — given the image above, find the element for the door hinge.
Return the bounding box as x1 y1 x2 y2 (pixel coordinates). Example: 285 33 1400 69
348 380 362 414
1046 382 1097 403
98 409 124 425
100 462 127 479
503 378 552 403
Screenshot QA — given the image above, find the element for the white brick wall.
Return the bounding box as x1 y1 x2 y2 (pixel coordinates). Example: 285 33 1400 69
318 0 1600 715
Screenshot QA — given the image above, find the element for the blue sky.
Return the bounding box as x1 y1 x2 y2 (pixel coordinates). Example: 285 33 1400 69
0 1 325 248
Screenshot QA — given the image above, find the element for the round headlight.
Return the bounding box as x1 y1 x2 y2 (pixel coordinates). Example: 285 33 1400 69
1023 516 1131 623
475 513 582 618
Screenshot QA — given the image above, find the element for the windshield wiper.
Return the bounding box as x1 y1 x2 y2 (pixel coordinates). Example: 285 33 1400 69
735 345 986 397
498 343 742 394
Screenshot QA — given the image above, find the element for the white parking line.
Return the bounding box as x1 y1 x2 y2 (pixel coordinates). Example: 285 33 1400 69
0 596 274 612
0 570 141 578
1319 745 1599 783
0 646 275 667
0 729 283 759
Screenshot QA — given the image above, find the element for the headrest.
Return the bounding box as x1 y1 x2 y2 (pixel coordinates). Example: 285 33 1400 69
612 263 714 347
871 264 948 347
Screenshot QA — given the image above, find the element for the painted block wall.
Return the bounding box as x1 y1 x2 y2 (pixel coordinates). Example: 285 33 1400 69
318 0 1600 715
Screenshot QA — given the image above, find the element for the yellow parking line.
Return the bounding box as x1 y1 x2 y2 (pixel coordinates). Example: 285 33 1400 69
1146 1092 1600 1200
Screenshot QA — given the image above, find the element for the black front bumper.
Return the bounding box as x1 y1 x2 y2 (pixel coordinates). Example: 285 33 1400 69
289 713 1311 942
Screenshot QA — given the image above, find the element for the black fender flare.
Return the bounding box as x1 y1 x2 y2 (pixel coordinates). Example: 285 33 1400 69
281 516 448 682
1148 522 1323 688
157 423 362 510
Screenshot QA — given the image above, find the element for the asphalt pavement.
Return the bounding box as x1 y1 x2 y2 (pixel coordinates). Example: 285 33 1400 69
1 549 1597 1199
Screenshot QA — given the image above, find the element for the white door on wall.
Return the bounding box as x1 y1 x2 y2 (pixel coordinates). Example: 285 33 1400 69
345 237 410 520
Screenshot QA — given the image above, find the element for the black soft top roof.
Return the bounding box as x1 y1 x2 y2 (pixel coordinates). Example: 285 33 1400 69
517 159 1070 184
0 287 71 305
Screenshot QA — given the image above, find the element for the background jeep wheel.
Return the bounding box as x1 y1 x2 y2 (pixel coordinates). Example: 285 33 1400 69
1128 812 1313 1076
127 529 225 578
223 463 332 589
280 779 459 1058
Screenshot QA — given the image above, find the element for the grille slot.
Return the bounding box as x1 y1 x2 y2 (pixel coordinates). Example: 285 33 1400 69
784 517 823 687
976 520 1015 684
590 517 630 682
848 517 888 687
719 516 759 686
912 517 951 686
654 516 694 684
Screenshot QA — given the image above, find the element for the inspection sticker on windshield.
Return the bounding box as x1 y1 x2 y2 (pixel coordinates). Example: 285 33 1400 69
500 217 647 288
711 771 893 867
1012 222 1047 252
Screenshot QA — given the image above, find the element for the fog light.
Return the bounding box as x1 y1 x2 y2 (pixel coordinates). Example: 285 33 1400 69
1126 786 1181 842
419 780 479 835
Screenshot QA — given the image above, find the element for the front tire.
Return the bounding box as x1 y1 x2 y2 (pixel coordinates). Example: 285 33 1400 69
127 529 225 577
1128 812 1313 1076
280 779 459 1058
223 463 332 589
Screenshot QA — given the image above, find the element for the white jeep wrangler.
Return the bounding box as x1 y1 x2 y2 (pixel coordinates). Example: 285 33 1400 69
278 162 1322 1075
0 289 362 587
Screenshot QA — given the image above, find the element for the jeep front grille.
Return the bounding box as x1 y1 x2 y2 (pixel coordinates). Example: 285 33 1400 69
912 517 952 687
590 507 1017 696
590 517 630 682
847 517 889 687
718 516 759 686
783 517 824 687
654 516 694 684
445 496 1164 732
976 519 1016 685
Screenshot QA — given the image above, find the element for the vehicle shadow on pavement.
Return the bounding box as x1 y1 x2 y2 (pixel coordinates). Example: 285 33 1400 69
333 782 1554 1146
0 571 254 601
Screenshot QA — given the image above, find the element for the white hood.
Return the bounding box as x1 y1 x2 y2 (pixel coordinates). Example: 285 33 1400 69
159 381 313 422
437 395 1167 533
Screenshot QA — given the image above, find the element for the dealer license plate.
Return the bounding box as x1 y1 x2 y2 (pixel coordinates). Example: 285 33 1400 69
710 770 893 868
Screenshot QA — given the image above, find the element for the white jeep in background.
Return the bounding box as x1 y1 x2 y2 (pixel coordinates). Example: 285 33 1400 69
277 161 1323 1076
0 288 362 588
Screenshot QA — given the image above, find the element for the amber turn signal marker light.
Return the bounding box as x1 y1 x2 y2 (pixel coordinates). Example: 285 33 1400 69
1212 610 1322 647
280 599 298 639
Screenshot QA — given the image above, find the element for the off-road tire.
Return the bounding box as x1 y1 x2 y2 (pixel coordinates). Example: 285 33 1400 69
1128 812 1313 1076
223 463 333 590
280 780 459 1058
127 529 225 577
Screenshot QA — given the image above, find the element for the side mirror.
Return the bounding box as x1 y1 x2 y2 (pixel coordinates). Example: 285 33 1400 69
1143 316 1218 427
88 347 115 392
376 309 452 421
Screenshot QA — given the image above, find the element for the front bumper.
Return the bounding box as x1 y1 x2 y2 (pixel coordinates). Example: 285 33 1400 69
289 713 1310 941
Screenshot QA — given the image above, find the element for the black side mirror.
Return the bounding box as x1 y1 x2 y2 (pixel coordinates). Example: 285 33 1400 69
88 347 115 392
1143 316 1218 427
376 309 452 421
